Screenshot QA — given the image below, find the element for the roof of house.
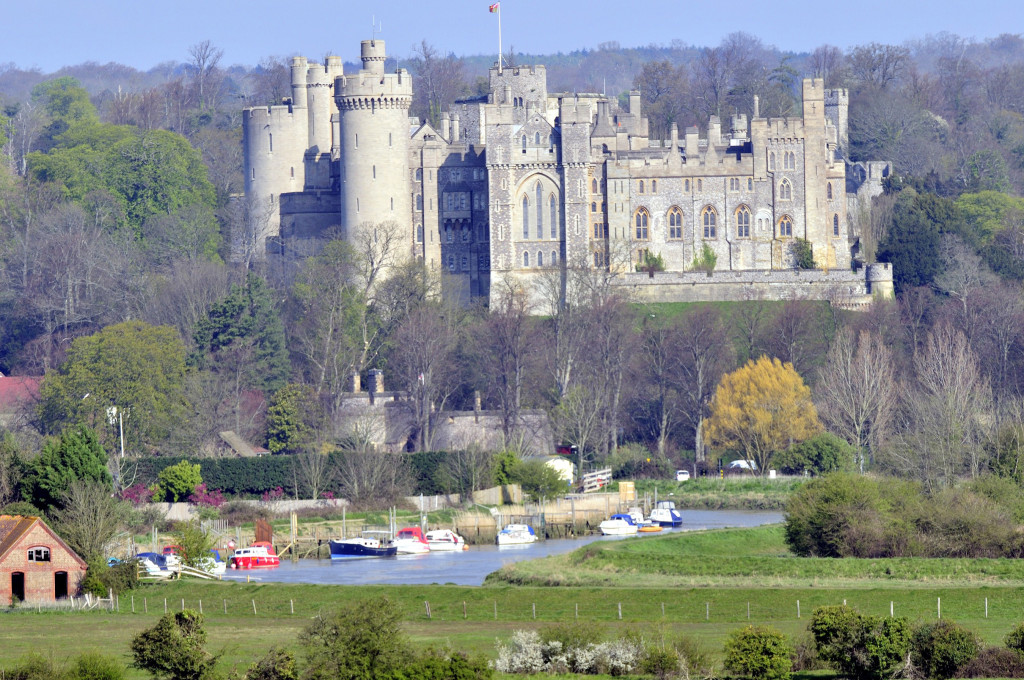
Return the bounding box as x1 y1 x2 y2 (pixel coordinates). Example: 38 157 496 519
0 376 41 413
0 515 87 568
218 431 268 457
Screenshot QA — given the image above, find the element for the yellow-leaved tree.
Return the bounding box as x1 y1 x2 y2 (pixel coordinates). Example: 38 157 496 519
704 355 820 474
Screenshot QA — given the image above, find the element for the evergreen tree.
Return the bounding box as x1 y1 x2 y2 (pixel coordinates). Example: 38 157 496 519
24 426 111 510
192 273 289 393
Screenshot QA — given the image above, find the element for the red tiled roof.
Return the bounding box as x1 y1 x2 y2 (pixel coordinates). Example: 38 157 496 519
0 376 41 412
0 515 38 562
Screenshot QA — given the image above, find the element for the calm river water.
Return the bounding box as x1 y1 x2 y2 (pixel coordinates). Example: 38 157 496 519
223 509 783 586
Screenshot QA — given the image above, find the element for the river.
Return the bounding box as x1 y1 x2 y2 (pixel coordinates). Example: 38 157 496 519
222 509 783 586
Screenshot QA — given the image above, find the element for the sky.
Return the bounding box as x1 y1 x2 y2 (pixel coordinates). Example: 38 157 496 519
5 0 1022 72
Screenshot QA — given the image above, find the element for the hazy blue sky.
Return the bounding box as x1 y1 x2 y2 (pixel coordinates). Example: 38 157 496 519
6 0 1022 72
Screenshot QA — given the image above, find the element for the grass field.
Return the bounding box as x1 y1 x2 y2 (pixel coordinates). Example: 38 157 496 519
6 524 1024 678
627 476 805 510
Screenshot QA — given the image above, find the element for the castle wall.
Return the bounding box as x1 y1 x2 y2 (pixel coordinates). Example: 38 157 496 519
242 103 308 248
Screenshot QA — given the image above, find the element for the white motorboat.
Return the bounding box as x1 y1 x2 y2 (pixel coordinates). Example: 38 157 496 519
649 500 683 527
425 529 467 551
496 524 538 545
598 513 640 536
626 507 645 525
135 552 177 579
394 527 431 554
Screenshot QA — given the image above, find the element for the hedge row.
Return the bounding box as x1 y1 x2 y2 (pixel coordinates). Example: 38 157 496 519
133 451 455 498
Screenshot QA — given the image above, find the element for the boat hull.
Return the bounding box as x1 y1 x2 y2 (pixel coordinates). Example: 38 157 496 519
599 521 638 536
329 539 398 559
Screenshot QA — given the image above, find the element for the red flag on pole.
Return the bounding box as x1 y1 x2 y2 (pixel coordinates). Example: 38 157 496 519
489 2 499 12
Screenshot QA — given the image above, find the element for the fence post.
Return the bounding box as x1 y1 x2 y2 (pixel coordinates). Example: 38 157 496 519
618 603 622 620
985 597 988 618
661 602 665 617
891 601 894 618
132 596 135 613
463 601 467 619
706 603 709 621
164 598 167 614
252 599 257 616
494 601 497 620
533 603 536 619
937 597 941 619
181 598 184 612
797 600 800 618
575 603 578 619
747 602 750 620
144 598 147 614
291 600 294 615
223 599 227 614
425 601 431 619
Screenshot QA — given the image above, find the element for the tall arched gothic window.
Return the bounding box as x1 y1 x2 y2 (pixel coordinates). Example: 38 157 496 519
522 196 529 239
668 207 683 239
778 215 793 237
535 182 543 239
827 182 833 199
779 178 792 200
549 195 557 239
634 208 649 240
735 206 751 238
833 214 840 236
592 178 598 193
702 206 717 239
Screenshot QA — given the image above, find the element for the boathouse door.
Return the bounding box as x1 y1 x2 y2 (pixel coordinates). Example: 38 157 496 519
11 572 24 602
55 571 68 599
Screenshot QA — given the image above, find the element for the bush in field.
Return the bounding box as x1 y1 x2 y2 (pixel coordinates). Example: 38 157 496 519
912 620 980 680
494 628 643 676
130 609 217 680
399 650 492 680
722 625 793 680
1006 622 1024 655
243 648 298 680
300 596 408 680
152 461 202 502
67 652 126 680
809 605 912 680
774 433 856 476
956 646 1024 677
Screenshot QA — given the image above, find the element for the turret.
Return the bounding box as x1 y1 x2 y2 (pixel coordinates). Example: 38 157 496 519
335 39 413 242
290 57 308 109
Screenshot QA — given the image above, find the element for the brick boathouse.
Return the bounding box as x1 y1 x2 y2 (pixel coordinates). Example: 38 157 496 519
0 515 87 603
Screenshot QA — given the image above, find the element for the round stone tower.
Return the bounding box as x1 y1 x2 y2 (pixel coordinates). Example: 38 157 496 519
335 40 413 238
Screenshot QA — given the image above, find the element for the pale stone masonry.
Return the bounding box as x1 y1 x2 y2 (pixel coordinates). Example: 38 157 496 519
242 38 893 305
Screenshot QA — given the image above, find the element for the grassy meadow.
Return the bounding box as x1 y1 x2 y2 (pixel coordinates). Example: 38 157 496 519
6 524 1024 678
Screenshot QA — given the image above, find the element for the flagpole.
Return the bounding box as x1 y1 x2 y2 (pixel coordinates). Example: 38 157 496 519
497 3 503 74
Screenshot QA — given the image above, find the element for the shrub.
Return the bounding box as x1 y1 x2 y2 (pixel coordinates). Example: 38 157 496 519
774 433 856 476
493 630 545 674
188 484 224 508
130 609 217 680
1006 622 1024 655
956 646 1024 677
397 650 492 680
299 596 408 679
244 648 298 680
67 652 126 680
3 654 68 679
809 605 911 680
792 238 815 269
723 625 793 680
120 483 153 506
692 243 717 273
539 621 605 651
639 647 679 679
912 620 980 680
152 461 202 502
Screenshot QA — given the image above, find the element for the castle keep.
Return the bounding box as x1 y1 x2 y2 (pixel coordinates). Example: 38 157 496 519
242 39 893 304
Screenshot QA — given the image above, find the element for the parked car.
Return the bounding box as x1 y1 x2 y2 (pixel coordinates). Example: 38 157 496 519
675 469 691 481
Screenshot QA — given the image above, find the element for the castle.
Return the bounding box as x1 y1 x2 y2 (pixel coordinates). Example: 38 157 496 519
241 39 893 305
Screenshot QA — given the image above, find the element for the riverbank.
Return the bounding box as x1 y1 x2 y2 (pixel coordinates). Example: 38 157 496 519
623 476 805 511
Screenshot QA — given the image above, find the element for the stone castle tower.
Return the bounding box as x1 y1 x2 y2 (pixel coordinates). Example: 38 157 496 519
336 40 413 239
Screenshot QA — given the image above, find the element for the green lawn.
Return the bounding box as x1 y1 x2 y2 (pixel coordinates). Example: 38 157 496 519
5 524 1024 678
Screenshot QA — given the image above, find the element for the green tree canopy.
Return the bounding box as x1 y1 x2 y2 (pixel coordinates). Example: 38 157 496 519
877 188 944 292
266 383 324 455
23 426 111 510
153 461 202 502
38 321 189 453
191 274 290 394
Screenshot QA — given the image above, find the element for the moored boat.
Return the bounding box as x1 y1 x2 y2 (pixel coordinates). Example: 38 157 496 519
496 524 538 545
649 500 683 527
425 529 467 551
394 527 431 554
329 535 398 559
599 513 640 536
638 524 663 533
136 552 177 579
229 541 280 569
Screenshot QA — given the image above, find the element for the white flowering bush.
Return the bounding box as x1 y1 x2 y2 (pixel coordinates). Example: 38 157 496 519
494 629 645 675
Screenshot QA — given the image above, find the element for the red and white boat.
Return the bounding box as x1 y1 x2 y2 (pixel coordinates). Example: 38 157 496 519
228 541 280 569
425 529 467 551
394 527 431 554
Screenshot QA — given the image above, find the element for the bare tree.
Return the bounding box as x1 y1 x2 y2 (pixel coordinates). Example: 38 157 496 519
632 316 679 458
144 258 232 348
441 446 493 496
388 305 461 451
478 279 535 444
295 450 334 500
817 328 900 471
188 40 225 113
886 324 992 488
809 45 847 89
673 306 735 463
847 43 910 89
52 481 130 561
410 41 467 127
335 450 408 506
